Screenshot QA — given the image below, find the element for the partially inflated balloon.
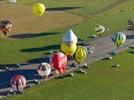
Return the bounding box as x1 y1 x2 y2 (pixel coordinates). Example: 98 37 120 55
32 3 45 16
74 46 87 63
61 42 77 56
112 32 126 48
95 25 105 35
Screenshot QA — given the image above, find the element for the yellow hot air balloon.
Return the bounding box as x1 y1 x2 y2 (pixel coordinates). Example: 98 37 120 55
74 46 87 63
95 24 105 36
61 42 77 56
32 3 45 16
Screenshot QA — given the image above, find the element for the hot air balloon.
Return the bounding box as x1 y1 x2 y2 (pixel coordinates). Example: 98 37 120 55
9 0 17 4
63 29 78 44
37 62 51 81
73 46 87 64
95 25 105 35
112 32 126 49
0 20 12 36
51 52 67 74
32 3 45 16
10 75 26 93
61 42 77 56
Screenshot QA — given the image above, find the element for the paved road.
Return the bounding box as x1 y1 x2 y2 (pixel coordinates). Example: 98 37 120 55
0 30 134 98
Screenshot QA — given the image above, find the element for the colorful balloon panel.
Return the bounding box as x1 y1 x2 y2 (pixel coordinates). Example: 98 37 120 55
51 52 67 74
10 75 26 92
74 46 87 63
61 42 77 56
32 3 45 16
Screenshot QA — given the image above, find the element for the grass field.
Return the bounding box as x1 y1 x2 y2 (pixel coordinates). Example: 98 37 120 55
3 49 134 100
0 0 134 65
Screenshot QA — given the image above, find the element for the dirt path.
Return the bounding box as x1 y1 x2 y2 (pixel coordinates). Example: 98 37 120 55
0 3 84 38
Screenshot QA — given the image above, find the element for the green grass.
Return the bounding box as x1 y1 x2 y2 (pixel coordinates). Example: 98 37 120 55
3 49 134 100
0 0 134 65
18 0 119 17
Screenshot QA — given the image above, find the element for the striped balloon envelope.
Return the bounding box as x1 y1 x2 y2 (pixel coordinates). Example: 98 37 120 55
112 32 126 48
73 46 87 63
10 75 26 92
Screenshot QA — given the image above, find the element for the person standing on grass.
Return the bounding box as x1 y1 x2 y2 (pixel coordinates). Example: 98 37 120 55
87 47 95 56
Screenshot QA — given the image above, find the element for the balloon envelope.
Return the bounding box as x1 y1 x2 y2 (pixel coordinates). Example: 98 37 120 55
95 25 105 35
63 29 78 44
51 52 67 74
37 62 51 77
61 42 77 56
10 75 26 92
112 32 126 48
32 3 45 16
0 20 12 31
74 46 87 63
9 0 17 3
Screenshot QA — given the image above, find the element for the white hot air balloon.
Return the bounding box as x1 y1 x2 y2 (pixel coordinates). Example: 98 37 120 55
63 29 78 44
37 62 51 81
9 0 17 4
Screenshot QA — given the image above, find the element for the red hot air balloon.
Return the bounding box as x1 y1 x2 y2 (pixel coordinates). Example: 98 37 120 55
51 52 67 74
10 75 26 93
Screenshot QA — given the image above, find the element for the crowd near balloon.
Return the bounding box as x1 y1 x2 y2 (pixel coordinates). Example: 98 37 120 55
0 1 128 95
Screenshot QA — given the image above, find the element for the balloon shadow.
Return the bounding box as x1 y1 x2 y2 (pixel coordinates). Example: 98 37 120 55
27 56 51 64
9 32 60 39
127 50 134 54
0 64 17 69
46 6 82 11
20 44 60 52
126 34 134 39
0 69 40 89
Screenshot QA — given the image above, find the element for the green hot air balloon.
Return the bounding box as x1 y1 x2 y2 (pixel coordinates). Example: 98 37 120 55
112 32 126 49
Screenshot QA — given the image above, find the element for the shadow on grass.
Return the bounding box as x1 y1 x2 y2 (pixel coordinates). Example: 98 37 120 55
55 74 72 79
27 56 50 64
126 34 134 39
0 64 17 69
46 6 82 11
20 44 60 52
9 32 60 39
127 50 134 54
0 69 40 89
